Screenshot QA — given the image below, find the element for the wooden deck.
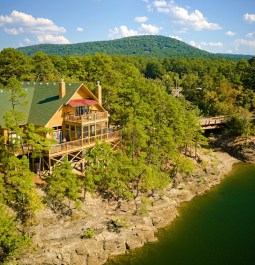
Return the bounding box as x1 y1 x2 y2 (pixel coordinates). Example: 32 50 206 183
7 130 120 158
64 111 108 124
49 130 121 156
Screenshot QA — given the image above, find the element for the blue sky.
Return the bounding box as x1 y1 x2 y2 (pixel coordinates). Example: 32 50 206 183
0 0 255 55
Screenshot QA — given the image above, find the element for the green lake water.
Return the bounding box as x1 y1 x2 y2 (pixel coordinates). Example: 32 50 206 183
106 163 255 265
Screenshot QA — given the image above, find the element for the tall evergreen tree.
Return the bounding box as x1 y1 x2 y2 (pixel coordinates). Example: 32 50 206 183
0 203 31 264
46 157 80 214
1 155 42 225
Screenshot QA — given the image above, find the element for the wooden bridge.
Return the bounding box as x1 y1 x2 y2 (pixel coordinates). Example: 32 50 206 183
199 116 227 130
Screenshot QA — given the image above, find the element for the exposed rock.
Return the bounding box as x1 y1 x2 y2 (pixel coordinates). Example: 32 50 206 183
17 149 239 265
75 244 90 256
70 253 87 265
151 208 179 229
125 234 144 250
215 136 255 163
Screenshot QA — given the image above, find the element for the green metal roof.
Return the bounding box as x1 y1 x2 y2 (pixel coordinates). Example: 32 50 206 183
0 82 82 127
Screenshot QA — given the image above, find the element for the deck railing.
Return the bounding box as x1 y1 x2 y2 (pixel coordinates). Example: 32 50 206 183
200 116 227 127
65 111 108 123
49 130 121 155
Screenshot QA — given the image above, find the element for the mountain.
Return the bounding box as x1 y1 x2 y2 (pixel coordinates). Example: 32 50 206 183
17 35 253 60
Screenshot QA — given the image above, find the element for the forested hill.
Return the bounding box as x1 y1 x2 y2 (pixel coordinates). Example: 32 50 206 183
17 35 251 60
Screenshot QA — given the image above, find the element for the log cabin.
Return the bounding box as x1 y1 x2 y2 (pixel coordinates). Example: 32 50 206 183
0 80 120 174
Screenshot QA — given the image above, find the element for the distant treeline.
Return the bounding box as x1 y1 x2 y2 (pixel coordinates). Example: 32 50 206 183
17 35 253 60
1 47 255 116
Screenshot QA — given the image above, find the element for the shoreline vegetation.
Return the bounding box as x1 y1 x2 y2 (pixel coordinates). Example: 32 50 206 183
0 48 254 265
17 145 241 265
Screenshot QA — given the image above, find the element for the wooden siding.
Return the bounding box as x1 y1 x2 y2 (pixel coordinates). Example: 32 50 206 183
45 84 105 128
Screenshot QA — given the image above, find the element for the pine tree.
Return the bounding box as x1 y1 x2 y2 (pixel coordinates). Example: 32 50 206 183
1 155 42 225
0 203 31 264
46 157 80 214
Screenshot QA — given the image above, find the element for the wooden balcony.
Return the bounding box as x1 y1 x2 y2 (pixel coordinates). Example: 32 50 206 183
49 130 121 156
4 130 120 158
64 111 108 124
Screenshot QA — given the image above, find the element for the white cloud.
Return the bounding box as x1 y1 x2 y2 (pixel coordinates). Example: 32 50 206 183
157 7 171 14
243 13 255 23
19 38 33 47
225 31 236 36
153 1 221 31
189 41 201 49
76 27 84 32
4 27 24 35
169 35 182 41
0 10 70 45
37 34 70 44
0 10 66 35
190 40 223 51
24 38 32 43
135 16 148 23
201 41 223 47
235 38 255 48
140 23 162 34
178 28 188 34
235 31 255 51
109 25 139 39
109 22 162 39
153 1 167 7
146 4 153 12
246 32 255 39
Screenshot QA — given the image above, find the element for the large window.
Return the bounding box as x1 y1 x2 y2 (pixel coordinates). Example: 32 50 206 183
70 126 75 139
90 125 95 136
76 127 81 139
75 106 88 115
83 126 89 138
96 123 102 136
52 126 62 143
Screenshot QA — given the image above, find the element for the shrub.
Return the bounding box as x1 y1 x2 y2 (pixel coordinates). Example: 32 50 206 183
81 228 94 239
107 217 129 233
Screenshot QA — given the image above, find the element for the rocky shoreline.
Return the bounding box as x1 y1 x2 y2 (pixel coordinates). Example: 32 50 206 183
214 136 255 163
18 148 239 265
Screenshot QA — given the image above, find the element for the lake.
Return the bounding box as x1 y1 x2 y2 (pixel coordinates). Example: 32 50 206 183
106 163 255 265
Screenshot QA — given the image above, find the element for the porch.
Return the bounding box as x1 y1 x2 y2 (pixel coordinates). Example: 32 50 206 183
49 129 121 156
37 129 121 175
64 111 108 124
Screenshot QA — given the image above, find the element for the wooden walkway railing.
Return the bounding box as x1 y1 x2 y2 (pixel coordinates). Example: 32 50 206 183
49 130 121 156
200 116 227 129
65 111 108 123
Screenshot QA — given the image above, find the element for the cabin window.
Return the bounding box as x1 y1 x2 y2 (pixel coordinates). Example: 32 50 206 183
52 126 62 143
90 125 95 136
65 131 70 141
75 106 88 115
83 126 89 138
76 127 81 139
96 123 102 135
70 126 75 139
9 133 21 144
